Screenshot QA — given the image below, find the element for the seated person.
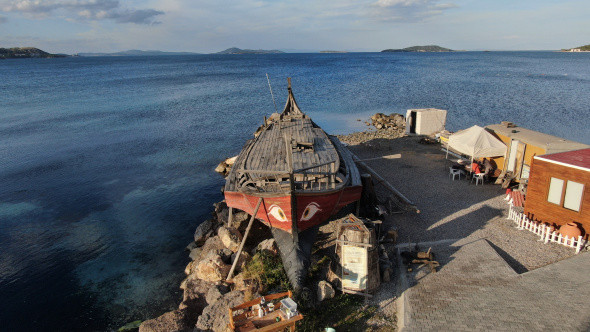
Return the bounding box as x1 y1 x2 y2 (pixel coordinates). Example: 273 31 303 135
471 162 482 174
482 158 497 180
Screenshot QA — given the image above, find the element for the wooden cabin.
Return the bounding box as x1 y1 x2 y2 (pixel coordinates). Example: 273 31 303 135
485 122 590 183
524 148 590 238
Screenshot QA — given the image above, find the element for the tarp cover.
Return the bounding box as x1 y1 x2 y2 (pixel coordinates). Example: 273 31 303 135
448 125 506 158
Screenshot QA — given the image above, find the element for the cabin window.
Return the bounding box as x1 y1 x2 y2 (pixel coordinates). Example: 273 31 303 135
563 181 584 212
547 177 564 205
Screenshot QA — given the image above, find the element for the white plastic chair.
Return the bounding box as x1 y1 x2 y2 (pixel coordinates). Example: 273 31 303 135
449 167 462 180
472 173 485 185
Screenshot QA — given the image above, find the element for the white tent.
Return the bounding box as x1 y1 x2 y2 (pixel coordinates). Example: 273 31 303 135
447 125 507 161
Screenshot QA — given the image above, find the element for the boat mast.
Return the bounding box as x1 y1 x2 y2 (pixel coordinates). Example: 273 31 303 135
266 73 278 114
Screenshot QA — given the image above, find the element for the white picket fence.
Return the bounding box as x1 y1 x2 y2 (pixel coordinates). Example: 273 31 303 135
507 204 587 254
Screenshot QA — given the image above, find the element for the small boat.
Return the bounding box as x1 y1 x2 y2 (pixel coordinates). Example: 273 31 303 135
224 78 362 290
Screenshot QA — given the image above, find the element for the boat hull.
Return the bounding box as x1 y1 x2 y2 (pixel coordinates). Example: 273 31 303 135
224 186 362 233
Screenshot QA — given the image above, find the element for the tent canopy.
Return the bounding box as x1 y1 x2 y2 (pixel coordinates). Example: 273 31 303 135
448 125 506 158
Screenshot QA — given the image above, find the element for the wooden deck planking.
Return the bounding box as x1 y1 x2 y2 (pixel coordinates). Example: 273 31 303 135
229 108 356 194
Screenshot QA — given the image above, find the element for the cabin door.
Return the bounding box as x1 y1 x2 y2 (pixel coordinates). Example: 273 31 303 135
409 111 417 134
506 140 526 177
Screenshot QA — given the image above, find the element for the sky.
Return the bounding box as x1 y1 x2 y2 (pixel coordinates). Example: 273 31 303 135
0 0 588 53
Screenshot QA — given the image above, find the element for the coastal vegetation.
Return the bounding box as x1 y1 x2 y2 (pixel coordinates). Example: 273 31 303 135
562 44 590 51
242 251 291 295
216 47 284 54
381 45 453 52
0 47 66 59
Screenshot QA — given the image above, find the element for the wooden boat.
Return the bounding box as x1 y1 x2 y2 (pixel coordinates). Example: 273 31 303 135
224 78 362 290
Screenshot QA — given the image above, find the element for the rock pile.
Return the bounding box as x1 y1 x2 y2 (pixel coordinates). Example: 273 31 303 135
338 113 407 146
139 201 273 332
370 113 406 131
214 156 237 177
138 200 348 331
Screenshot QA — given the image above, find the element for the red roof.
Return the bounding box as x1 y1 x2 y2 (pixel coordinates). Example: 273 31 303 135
536 148 590 170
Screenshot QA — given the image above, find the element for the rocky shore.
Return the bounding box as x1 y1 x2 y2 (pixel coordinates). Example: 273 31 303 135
137 201 278 332
132 114 407 332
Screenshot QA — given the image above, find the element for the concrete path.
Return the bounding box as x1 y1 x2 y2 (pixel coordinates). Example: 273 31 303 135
399 239 590 331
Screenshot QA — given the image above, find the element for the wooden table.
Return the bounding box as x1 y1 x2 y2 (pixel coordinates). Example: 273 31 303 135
229 291 303 332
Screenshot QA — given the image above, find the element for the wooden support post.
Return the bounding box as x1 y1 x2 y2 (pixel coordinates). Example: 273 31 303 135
227 206 233 227
226 197 263 282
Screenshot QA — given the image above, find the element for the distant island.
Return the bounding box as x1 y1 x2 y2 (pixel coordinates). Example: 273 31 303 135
0 47 67 59
561 44 590 52
215 47 284 54
381 45 453 52
77 50 200 56
320 50 348 53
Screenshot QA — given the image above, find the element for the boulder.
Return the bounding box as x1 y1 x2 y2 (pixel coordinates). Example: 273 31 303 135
184 260 197 276
231 272 261 294
186 241 198 251
219 248 234 265
232 211 250 229
139 309 191 332
195 291 245 332
317 280 335 302
206 286 223 305
194 219 216 245
178 277 210 324
257 239 278 256
218 226 243 252
189 247 203 261
214 201 230 225
195 251 231 282
198 236 225 261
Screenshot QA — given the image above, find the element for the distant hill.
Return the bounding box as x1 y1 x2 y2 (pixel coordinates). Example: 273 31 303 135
77 50 200 57
215 47 284 54
381 45 453 52
562 44 590 52
0 47 67 59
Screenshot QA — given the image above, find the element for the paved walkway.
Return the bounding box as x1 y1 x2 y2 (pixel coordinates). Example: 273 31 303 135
399 239 590 331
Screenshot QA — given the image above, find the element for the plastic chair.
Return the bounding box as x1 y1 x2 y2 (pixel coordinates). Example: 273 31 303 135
472 173 485 185
449 167 462 180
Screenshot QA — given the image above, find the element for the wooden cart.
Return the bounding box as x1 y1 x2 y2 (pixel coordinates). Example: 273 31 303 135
229 291 303 332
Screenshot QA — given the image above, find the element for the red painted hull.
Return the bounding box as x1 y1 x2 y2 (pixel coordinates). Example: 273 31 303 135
224 186 362 233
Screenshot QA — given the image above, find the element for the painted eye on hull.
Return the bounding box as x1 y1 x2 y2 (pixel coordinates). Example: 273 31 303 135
301 202 321 221
268 204 288 222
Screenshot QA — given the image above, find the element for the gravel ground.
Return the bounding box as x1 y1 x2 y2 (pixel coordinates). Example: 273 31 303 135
339 133 575 272
313 131 576 330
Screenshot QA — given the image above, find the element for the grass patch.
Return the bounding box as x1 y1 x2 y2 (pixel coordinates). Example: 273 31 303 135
243 251 291 293
308 255 331 279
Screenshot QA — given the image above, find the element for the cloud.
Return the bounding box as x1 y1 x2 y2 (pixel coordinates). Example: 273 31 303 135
0 15 6 23
0 0 163 25
373 0 457 22
109 9 164 25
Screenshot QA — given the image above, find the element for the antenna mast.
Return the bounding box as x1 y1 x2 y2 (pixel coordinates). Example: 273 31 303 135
266 73 278 113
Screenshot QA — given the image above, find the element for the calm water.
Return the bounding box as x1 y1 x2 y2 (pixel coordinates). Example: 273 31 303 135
1 52 589 331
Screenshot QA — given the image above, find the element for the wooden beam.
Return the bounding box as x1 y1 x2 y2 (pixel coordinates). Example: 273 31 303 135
226 197 263 281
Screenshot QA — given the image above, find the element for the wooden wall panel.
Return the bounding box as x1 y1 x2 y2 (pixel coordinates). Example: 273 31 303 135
524 158 590 237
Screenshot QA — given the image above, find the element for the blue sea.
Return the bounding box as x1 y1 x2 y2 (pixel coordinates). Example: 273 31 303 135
1 52 589 331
